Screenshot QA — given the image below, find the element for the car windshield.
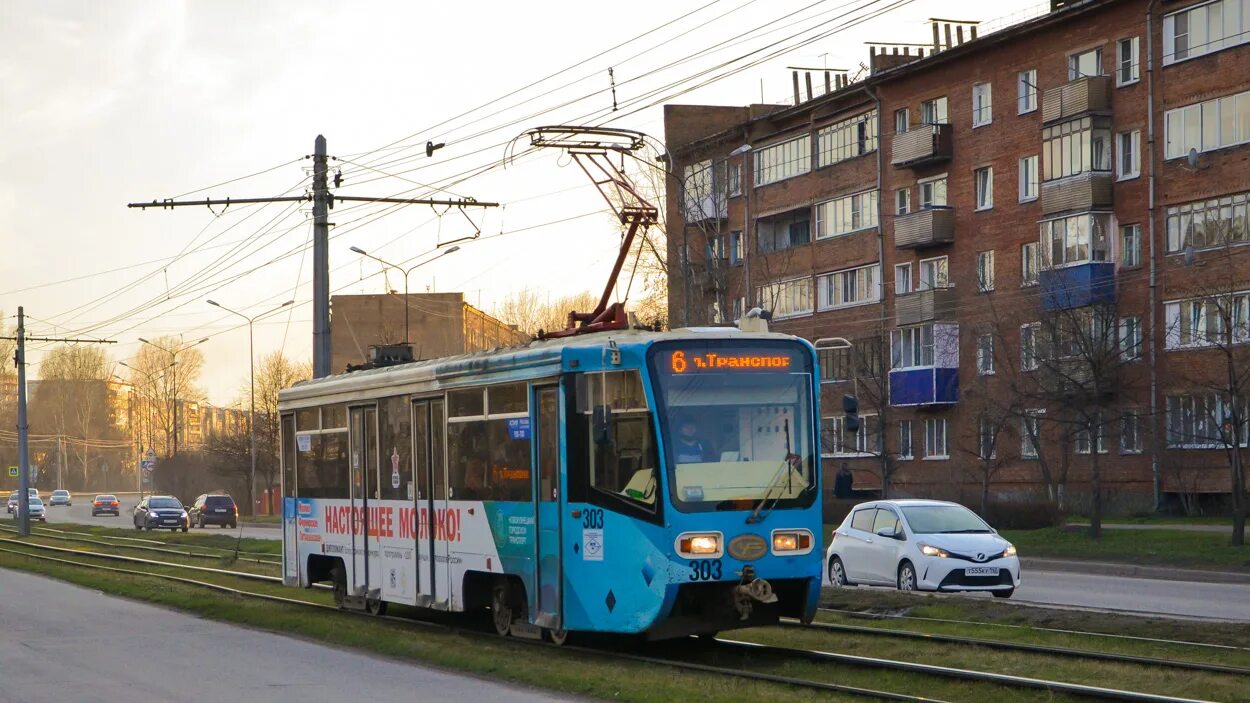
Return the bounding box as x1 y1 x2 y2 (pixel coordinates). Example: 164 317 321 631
29 498 42 506
149 498 182 509
52 490 68 495
649 340 816 512
205 496 234 506
900 505 992 534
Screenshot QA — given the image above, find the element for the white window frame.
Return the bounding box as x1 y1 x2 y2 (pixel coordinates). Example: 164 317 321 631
918 174 948 208
1021 242 1040 286
756 277 814 320
1165 190 1250 253
977 250 995 292
978 415 999 460
816 110 879 167
1120 223 1142 268
898 420 914 459
1118 129 1141 180
1019 154 1039 202
1021 322 1040 371
816 263 882 311
1074 413 1108 455
1018 69 1038 114
894 108 909 133
974 166 994 211
754 134 812 187
895 188 910 215
1120 315 1143 361
895 263 913 295
1163 0 1250 65
1069 47 1103 79
1021 409 1045 459
972 82 993 127
1117 37 1141 86
824 414 881 457
1120 410 1144 454
920 96 949 125
977 333 995 375
814 189 879 239
891 324 936 369
1164 88 1250 160
918 256 949 291
1164 291 1250 348
923 417 949 459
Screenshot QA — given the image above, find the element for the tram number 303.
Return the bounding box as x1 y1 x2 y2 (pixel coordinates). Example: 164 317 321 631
689 560 723 581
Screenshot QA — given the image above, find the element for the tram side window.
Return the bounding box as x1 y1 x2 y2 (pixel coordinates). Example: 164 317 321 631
447 384 533 502
296 430 350 499
413 403 430 500
574 371 659 509
378 396 412 500
281 414 296 497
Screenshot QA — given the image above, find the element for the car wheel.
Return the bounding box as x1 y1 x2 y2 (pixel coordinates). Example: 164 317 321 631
897 562 918 592
992 588 1014 599
181 526 188 533
828 556 850 588
134 523 141 531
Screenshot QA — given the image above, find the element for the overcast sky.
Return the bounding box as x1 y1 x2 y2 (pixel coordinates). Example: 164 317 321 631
0 0 1038 405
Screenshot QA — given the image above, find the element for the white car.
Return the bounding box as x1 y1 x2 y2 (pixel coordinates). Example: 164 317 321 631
825 499 1020 598
25 498 47 522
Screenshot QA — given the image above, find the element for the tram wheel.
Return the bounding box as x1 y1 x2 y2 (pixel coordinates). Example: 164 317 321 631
545 628 570 646
491 584 514 637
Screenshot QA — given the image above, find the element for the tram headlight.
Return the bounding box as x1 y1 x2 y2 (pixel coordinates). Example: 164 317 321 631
771 529 813 554
676 532 722 558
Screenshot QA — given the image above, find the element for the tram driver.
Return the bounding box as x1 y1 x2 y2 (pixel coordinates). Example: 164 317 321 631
674 417 713 463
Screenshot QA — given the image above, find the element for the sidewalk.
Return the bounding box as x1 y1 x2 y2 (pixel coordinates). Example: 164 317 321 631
1022 556 1250 584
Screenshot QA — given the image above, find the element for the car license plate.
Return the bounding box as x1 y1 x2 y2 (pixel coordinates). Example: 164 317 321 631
214 508 227 513
965 567 998 576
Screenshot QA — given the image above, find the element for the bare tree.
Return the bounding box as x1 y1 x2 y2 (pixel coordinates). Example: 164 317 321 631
124 336 205 457
32 345 116 488
493 289 600 338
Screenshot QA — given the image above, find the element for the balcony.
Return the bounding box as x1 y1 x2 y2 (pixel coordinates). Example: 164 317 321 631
1039 262 1116 311
891 124 952 169
894 207 955 249
1041 76 1111 124
889 367 959 406
895 287 956 326
1039 172 1113 216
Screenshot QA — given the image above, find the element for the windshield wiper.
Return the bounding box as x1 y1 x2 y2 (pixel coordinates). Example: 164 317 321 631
746 418 800 525
941 529 992 533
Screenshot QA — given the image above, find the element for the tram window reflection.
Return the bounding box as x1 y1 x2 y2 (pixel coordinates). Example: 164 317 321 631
296 430 350 499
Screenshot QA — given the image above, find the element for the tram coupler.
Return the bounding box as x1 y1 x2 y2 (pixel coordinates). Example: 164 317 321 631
732 565 778 620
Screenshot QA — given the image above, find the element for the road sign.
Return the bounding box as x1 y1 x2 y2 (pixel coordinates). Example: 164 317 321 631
7 466 16 478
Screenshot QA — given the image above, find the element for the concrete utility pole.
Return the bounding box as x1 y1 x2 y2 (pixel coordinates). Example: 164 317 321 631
4 307 115 536
128 135 498 380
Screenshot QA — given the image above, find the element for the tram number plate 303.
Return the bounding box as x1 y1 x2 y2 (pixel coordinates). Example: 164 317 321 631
689 560 723 581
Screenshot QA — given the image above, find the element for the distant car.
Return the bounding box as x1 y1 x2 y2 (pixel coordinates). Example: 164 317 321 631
49 489 72 507
132 495 188 532
28 488 38 499
825 499 1020 599
187 494 238 529
26 498 46 522
6 492 18 514
92 494 121 517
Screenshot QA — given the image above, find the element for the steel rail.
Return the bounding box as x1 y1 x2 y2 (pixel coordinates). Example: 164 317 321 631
0 543 938 703
0 538 281 583
818 606 1250 652
32 524 277 559
0 525 281 565
784 620 1250 676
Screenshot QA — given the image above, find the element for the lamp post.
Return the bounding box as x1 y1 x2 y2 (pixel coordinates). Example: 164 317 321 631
205 300 294 516
120 360 176 497
348 246 460 346
138 337 209 458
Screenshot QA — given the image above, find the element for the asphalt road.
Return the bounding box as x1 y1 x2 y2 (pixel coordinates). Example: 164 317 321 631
0 568 574 703
35 497 282 541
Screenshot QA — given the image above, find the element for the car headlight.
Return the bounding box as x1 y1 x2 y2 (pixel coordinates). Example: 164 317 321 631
771 529 814 554
180 511 188 519
1002 543 1017 558
919 543 950 558
676 532 722 558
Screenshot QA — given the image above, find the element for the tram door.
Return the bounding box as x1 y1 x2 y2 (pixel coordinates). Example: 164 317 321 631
430 399 449 608
348 405 378 595
411 399 441 608
532 385 562 629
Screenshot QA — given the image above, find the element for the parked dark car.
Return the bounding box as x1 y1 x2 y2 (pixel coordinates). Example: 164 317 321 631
132 495 188 532
188 494 238 529
92 494 121 516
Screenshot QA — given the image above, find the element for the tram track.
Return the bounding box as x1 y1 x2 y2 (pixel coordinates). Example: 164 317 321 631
0 536 1235 702
0 524 281 565
30 524 279 560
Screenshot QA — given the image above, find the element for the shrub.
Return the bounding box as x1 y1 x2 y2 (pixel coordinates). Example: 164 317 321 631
984 500 1064 530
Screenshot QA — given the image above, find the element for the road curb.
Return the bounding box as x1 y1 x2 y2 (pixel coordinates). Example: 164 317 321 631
1021 557 1250 584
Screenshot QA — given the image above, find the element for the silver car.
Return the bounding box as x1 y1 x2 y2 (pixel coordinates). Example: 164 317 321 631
49 489 72 507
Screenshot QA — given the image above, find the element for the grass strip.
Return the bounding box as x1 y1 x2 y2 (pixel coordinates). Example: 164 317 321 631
1000 527 1250 573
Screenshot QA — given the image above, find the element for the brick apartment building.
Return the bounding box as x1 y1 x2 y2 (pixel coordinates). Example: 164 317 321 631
665 0 1250 511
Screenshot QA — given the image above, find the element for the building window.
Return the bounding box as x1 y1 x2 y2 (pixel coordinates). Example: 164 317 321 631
1118 130 1141 179
1118 37 1140 85
924 417 948 459
815 190 879 239
818 345 853 382
1018 69 1038 114
921 96 948 125
1043 116 1112 181
754 134 811 187
1165 190 1250 252
1019 154 1039 202
891 324 936 369
682 159 724 222
1120 224 1141 268
823 415 881 457
1021 323 1040 371
978 415 998 460
1022 411 1043 458
1021 242 1040 285
972 82 993 127
1120 316 1143 361
977 250 995 292
1164 0 1250 65
894 108 909 133
895 188 910 215
919 256 949 290
1164 89 1250 160
757 213 810 253
977 334 995 375
728 163 742 197
756 278 813 319
895 263 913 295
729 230 743 264
1121 410 1143 454
1069 47 1103 79
706 234 725 262
1165 292 1250 348
974 166 993 210
898 420 914 459
1040 213 1112 268
1074 414 1108 454
817 110 878 166
919 175 948 208
1166 394 1249 448
817 263 881 310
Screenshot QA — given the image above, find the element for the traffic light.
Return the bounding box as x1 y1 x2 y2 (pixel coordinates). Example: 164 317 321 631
843 394 860 433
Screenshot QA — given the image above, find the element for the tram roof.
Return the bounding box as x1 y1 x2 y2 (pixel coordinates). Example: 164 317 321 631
279 326 801 409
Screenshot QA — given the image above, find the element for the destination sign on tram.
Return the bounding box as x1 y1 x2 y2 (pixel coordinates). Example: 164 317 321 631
662 348 799 375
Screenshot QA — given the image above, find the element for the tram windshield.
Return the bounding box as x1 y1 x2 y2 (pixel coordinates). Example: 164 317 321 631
649 340 816 512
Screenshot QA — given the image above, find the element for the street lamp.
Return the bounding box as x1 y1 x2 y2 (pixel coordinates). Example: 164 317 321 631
139 337 209 457
349 245 460 346
205 299 295 516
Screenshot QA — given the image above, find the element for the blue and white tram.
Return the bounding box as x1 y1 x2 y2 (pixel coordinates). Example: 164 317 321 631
278 323 823 640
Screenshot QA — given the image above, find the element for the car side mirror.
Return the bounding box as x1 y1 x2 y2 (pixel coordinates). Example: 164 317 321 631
876 527 899 539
